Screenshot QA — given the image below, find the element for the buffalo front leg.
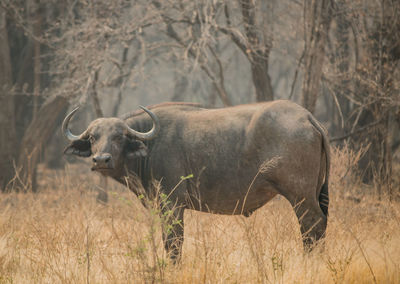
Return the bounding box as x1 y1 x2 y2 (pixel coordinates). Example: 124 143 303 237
291 199 327 251
161 207 185 262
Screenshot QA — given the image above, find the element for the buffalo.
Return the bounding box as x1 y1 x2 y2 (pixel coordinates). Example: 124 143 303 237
62 100 330 261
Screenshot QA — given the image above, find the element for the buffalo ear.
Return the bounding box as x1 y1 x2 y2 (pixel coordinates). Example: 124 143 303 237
127 140 148 159
64 139 92 157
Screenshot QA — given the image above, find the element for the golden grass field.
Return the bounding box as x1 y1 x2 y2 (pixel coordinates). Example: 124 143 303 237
0 146 399 283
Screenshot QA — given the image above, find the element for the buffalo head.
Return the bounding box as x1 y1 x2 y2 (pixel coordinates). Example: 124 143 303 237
62 106 160 174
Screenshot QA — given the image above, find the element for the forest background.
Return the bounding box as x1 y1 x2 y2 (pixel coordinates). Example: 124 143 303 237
0 1 399 282
0 0 399 195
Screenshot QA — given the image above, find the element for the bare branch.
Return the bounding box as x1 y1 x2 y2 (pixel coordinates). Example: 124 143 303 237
153 1 232 106
330 120 382 142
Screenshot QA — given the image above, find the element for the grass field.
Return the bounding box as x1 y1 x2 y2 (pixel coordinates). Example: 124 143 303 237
0 146 399 283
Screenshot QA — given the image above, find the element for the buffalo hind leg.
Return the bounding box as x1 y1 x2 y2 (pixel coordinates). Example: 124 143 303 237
291 199 327 251
161 207 185 263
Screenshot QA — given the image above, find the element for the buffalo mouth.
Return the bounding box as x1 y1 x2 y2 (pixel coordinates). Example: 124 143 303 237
91 166 115 172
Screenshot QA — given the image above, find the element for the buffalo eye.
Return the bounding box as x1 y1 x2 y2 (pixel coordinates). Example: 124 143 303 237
113 134 124 143
64 139 92 157
89 135 95 144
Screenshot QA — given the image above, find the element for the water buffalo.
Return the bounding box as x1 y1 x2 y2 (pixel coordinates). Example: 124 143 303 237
62 100 330 261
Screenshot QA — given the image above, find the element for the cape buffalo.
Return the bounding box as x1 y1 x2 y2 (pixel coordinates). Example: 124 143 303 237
62 100 330 261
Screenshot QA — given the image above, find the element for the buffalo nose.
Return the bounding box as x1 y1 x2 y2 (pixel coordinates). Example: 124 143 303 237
92 153 112 167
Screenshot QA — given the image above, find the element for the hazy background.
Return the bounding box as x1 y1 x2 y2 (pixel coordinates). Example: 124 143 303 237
0 0 398 201
0 1 399 282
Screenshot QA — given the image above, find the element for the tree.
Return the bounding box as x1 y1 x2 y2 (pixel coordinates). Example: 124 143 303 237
0 6 16 190
301 0 333 114
240 0 274 101
0 0 68 191
15 96 68 191
325 0 400 195
352 0 400 194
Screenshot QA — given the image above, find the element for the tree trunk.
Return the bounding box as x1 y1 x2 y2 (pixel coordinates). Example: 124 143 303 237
44 106 68 169
350 0 400 195
241 0 274 102
0 8 17 191
112 47 130 116
333 0 350 135
301 0 332 114
15 96 69 192
90 69 103 117
10 2 36 162
172 73 188 102
31 0 42 121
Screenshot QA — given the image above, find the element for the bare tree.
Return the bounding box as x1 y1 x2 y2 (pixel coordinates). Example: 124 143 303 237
15 97 68 191
240 0 274 101
301 0 333 113
0 7 17 191
354 0 400 195
0 0 69 191
325 0 400 195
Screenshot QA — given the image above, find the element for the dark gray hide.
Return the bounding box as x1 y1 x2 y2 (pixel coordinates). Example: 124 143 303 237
63 100 330 261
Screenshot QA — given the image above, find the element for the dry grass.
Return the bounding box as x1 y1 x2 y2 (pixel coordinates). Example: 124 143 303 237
0 147 399 283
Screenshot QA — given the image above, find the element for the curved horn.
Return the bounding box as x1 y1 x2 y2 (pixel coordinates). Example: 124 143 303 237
62 107 84 141
126 106 160 141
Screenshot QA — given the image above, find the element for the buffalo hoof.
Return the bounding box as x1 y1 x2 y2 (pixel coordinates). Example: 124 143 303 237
243 210 254 218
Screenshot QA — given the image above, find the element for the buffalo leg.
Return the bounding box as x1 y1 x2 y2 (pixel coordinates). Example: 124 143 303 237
162 207 185 262
291 199 327 250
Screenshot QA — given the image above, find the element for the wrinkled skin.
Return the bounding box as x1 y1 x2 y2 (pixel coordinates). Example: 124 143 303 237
63 100 330 261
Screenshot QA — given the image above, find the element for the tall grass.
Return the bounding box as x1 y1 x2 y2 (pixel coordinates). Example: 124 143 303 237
0 146 399 283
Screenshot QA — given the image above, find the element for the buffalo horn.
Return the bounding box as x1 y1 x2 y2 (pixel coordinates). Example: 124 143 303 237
126 106 160 140
62 107 84 141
